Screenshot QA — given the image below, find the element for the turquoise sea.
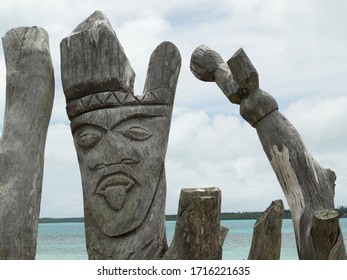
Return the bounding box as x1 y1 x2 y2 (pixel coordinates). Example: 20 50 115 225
36 219 347 260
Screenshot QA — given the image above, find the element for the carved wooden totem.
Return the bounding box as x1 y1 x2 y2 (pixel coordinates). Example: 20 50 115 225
60 11 181 259
0 27 54 259
191 46 346 259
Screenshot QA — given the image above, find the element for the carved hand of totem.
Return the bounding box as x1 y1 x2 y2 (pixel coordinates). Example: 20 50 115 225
190 46 278 126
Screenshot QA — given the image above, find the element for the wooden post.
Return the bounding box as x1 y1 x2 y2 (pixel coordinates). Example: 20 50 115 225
163 188 228 259
248 200 284 260
310 209 346 259
0 27 54 259
190 46 346 260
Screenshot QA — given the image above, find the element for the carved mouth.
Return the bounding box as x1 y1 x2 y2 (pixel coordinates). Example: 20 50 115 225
96 172 137 211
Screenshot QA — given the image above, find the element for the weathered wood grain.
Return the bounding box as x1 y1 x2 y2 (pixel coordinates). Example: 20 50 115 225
310 209 346 259
254 109 345 259
248 200 284 260
0 27 54 259
163 188 227 260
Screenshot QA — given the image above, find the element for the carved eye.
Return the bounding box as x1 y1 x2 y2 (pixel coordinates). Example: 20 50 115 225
77 133 102 148
74 125 104 149
120 126 152 141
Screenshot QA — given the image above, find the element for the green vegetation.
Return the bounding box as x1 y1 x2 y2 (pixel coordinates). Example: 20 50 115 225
166 210 292 221
337 206 347 218
165 215 177 221
39 217 84 223
39 207 346 223
220 210 292 220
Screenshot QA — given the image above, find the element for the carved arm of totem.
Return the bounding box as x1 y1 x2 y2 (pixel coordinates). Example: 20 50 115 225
190 45 346 260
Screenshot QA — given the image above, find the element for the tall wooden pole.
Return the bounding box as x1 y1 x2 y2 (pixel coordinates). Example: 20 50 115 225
0 27 54 259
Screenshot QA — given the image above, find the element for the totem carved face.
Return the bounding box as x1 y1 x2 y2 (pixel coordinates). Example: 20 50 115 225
71 105 171 236
60 11 181 243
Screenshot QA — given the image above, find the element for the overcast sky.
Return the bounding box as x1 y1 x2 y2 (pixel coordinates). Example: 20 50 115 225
1 0 347 217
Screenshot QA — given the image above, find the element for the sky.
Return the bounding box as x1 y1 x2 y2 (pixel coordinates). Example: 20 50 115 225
0 0 347 217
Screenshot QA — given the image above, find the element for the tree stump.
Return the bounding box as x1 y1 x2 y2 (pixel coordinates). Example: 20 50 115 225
310 209 346 259
163 187 228 259
190 45 346 260
0 27 54 259
248 200 284 260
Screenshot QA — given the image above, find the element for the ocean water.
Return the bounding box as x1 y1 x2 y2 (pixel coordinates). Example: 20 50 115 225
36 219 347 260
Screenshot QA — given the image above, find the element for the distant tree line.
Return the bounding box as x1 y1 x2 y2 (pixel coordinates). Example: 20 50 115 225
166 210 292 221
220 210 292 220
337 206 347 218
39 207 347 223
39 217 84 223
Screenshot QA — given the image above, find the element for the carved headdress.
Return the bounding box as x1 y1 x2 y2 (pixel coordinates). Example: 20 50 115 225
61 11 180 120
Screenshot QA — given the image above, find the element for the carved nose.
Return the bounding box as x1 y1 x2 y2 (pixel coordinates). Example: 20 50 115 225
89 130 139 170
93 159 139 170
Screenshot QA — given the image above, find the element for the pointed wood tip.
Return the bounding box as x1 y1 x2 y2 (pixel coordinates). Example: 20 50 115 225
72 11 112 34
227 48 259 93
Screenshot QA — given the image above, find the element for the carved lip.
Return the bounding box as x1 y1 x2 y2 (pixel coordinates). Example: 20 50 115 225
95 172 137 196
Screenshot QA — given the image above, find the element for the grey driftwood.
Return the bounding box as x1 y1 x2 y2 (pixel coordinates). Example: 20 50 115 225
190 45 346 260
248 200 284 260
61 11 226 260
0 27 54 259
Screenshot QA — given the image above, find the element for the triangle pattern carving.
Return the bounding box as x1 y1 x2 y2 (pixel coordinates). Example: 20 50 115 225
115 91 128 104
89 95 101 108
107 93 121 106
96 92 110 104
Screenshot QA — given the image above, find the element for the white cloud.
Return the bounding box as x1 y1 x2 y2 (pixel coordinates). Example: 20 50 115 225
116 13 173 94
44 122 77 170
0 0 346 217
165 108 285 214
166 95 347 213
284 96 347 152
40 122 83 217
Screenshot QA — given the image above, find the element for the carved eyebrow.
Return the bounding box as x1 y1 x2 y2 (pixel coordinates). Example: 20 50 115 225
110 114 166 130
72 123 106 134
71 113 166 133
